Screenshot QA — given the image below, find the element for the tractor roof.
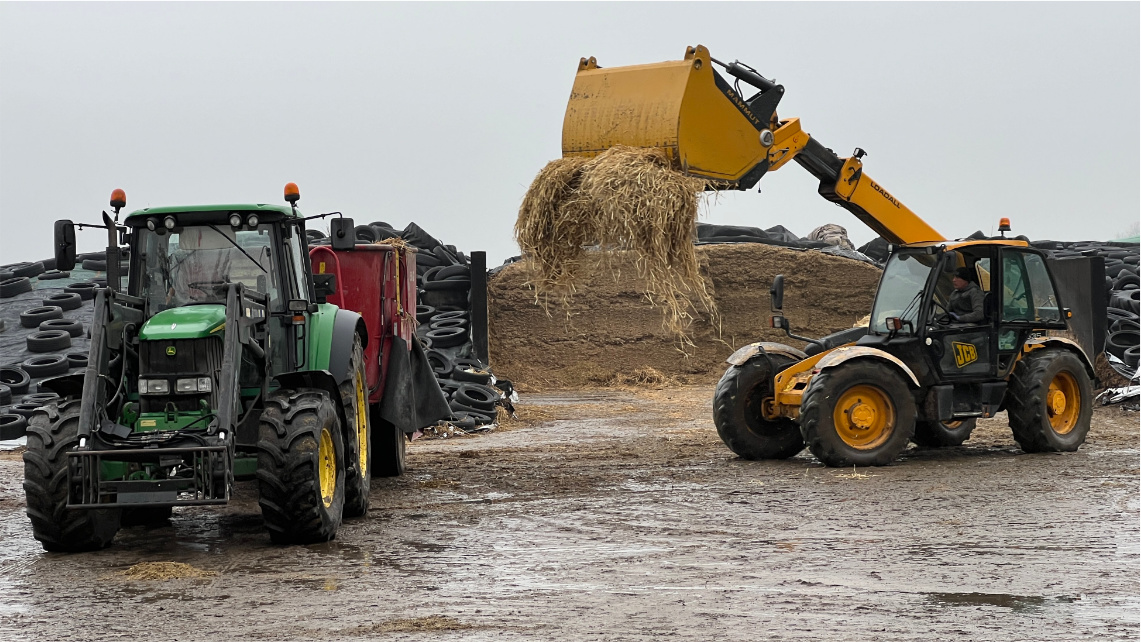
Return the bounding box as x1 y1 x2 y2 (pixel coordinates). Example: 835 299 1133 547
124 203 297 220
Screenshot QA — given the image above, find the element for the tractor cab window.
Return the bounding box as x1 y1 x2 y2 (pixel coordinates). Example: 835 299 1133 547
141 224 279 313
283 227 311 300
870 250 937 334
1001 250 1061 323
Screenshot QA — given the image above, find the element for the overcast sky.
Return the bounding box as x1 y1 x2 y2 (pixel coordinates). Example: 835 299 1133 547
1 2 1138 267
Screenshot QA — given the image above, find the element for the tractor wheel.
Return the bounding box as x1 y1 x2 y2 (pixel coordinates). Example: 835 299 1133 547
712 354 803 460
23 400 122 552
1007 348 1092 453
800 361 916 467
371 408 406 477
340 334 371 518
256 388 345 544
912 418 977 448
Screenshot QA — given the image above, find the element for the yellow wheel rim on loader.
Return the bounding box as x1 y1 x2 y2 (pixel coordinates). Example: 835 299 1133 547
355 374 368 478
1047 371 1080 434
319 427 336 508
833 385 895 450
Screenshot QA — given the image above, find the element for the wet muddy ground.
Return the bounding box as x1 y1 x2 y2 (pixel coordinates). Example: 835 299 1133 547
0 386 1137 641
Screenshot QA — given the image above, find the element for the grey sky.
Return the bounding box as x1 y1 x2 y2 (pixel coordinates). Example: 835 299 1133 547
1 2 1138 267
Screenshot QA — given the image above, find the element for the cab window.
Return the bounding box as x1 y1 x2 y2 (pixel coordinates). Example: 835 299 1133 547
1001 250 1061 323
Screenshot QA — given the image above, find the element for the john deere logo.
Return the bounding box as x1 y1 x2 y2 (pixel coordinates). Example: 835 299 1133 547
952 341 977 368
166 346 177 356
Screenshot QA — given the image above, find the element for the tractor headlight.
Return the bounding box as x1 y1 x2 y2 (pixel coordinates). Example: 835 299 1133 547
175 377 213 393
229 213 243 228
139 379 169 395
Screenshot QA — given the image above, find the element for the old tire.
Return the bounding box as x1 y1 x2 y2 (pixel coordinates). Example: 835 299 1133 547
23 400 122 552
256 389 345 544
912 418 977 448
340 334 371 518
370 409 406 478
0 276 32 298
712 354 804 460
1007 349 1092 453
800 361 916 467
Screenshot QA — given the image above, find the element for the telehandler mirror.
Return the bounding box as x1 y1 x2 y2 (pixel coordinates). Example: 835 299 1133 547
330 217 356 251
770 274 785 312
53 220 77 272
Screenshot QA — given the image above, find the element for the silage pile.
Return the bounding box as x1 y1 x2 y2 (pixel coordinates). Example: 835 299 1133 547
514 146 715 342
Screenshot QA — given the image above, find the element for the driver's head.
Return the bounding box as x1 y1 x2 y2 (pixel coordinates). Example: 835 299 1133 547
952 267 973 290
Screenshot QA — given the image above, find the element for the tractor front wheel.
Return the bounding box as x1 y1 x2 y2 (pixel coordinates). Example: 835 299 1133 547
23 400 121 552
340 334 371 517
1007 348 1092 453
712 354 803 460
257 389 345 544
800 361 916 467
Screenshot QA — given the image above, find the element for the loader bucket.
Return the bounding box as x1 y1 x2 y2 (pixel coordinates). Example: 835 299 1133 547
562 45 778 188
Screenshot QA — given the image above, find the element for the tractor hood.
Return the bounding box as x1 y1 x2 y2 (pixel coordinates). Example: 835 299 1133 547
138 306 227 341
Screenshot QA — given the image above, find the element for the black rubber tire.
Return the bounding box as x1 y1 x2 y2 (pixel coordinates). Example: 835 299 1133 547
1007 349 1093 453
454 383 498 412
423 278 470 291
452 366 492 385
1115 273 1141 290
912 418 977 448
42 292 82 311
800 361 916 467
27 330 72 353
416 305 436 325
256 388 345 544
339 335 371 518
64 282 98 300
12 261 45 278
434 265 470 281
354 225 379 243
370 410 406 478
449 399 496 422
1 276 33 298
38 270 70 281
23 400 122 551
437 379 460 398
426 349 453 378
1 413 28 440
39 318 83 337
21 392 60 406
10 403 42 418
305 229 327 242
1125 345 1140 368
81 259 107 271
431 310 468 321
1 367 31 395
425 326 467 347
67 353 88 369
21 306 64 328
1107 330 1140 359
429 318 468 330
22 355 70 378
712 354 804 460
0 270 12 281
0 383 9 405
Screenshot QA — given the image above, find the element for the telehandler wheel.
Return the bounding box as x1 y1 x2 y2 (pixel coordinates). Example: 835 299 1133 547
23 400 122 552
340 335 371 518
371 408 406 477
912 418 976 448
712 354 803 460
800 361 916 467
1007 348 1092 453
256 389 345 544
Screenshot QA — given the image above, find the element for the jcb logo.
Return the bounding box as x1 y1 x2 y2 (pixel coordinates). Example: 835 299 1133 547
953 341 978 368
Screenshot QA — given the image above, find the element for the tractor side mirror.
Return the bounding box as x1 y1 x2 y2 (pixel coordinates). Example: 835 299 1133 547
313 273 336 304
330 217 356 251
54 220 77 271
770 274 785 312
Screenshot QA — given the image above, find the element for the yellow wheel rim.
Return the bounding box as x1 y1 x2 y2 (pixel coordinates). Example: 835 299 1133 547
318 427 336 508
1047 371 1080 434
355 372 368 478
833 384 895 450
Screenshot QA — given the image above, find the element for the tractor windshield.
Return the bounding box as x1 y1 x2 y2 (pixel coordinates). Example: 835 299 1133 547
869 251 938 334
138 224 279 313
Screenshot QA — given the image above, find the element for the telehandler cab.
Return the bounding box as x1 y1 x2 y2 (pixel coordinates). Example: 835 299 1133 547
562 45 1101 466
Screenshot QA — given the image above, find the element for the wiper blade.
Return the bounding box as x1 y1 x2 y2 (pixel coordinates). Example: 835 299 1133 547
208 224 267 273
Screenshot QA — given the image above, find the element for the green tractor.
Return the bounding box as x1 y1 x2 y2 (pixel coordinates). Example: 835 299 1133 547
25 185 374 550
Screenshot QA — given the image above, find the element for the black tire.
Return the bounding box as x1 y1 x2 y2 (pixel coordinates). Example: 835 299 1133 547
434 265 470 281
1 413 28 440
38 270 70 281
370 410 406 478
712 354 804 460
0 270 12 281
1007 349 1093 453
425 326 467 347
21 392 60 406
1 367 31 395
339 334 371 518
0 383 9 405
23 400 122 551
10 403 42 418
27 330 72 353
912 418 977 448
21 306 64 328
305 229 327 242
431 310 468 321
67 352 88 369
1 276 33 298
256 388 345 544
423 278 470 291
23 355 70 378
449 399 496 422
64 282 97 300
416 305 436 325
799 361 916 467
437 378 460 398
12 261 45 278
1125 345 1140 368
354 225 379 243
42 292 82 311
452 366 493 385
426 349 453 378
454 383 499 412
40 318 83 337
430 318 468 331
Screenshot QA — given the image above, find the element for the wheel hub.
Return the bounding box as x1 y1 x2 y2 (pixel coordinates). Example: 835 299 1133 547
355 374 368 477
318 427 336 508
1047 388 1067 416
848 402 877 429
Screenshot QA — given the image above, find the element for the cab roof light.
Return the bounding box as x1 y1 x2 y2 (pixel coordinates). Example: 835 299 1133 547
110 189 127 210
998 217 1011 233
284 182 300 204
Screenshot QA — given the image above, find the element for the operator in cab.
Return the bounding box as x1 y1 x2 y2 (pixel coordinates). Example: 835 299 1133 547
948 267 985 323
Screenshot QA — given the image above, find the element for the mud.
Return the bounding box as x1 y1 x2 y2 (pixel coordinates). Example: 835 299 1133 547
0 387 1137 641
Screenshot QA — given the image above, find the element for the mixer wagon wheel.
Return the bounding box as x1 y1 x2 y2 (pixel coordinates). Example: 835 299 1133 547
257 388 345 544
23 400 122 552
371 410 406 478
712 354 804 460
340 335 371 518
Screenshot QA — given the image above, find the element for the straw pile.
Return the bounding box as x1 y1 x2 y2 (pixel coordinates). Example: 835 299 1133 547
514 146 716 343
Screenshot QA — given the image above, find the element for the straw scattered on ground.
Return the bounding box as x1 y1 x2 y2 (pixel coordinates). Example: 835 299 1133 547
115 561 216 581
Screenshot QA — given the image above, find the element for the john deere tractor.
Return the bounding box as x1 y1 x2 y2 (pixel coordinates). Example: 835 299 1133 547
24 185 373 550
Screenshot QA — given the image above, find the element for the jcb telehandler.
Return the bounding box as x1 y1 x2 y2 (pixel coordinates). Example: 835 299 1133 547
562 45 1102 466
24 185 433 551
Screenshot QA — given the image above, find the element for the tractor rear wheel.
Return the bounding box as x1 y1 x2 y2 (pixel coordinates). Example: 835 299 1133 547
1007 348 1092 453
912 418 976 448
23 400 122 552
256 388 345 544
340 334 371 518
712 354 803 460
371 409 406 477
800 361 916 467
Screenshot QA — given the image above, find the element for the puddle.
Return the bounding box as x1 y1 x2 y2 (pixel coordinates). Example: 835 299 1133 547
925 592 1066 612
